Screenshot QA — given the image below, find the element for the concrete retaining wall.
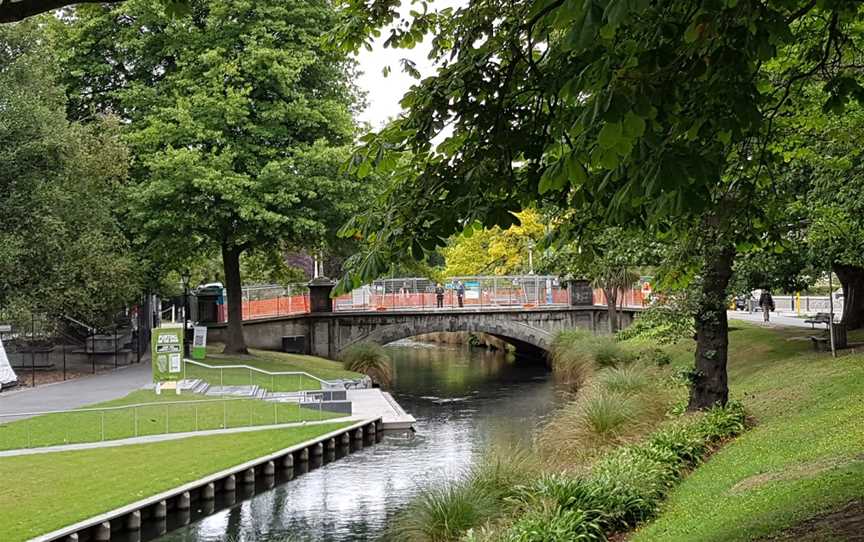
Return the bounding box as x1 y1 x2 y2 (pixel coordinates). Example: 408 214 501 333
35 418 383 542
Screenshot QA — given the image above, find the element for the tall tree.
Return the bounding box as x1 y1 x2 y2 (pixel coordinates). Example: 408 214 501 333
443 209 544 276
57 0 362 353
773 90 864 329
0 21 139 326
335 1 864 409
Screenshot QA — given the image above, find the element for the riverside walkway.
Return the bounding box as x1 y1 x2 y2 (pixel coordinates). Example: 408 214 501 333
0 362 151 418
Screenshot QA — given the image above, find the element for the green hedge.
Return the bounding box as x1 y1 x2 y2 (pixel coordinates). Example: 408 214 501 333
493 402 747 542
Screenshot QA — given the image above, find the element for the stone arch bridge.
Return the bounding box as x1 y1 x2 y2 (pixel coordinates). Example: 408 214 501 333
207 307 639 360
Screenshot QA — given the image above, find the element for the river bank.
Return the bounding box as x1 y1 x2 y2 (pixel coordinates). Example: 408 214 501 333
386 323 864 541
633 324 864 541
0 349 395 541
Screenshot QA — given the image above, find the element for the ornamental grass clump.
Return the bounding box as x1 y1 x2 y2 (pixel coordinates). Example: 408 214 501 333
388 447 538 542
549 331 638 392
591 337 635 368
339 342 393 387
594 365 651 394
550 330 597 391
388 480 497 542
537 379 675 464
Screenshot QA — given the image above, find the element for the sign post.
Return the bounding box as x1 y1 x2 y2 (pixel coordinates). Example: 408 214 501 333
151 326 184 393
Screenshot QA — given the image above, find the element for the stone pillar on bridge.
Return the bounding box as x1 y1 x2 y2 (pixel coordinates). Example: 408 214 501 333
567 279 594 306
309 277 336 313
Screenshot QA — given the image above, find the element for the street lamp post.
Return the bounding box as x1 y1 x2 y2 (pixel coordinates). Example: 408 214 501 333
527 240 535 275
181 270 191 357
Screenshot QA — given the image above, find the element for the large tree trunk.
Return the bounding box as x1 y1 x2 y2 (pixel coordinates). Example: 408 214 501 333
687 242 735 411
833 263 864 331
604 287 619 333
222 243 248 355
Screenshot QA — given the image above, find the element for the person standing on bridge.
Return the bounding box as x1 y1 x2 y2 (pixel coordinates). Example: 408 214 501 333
457 280 466 308
435 283 445 308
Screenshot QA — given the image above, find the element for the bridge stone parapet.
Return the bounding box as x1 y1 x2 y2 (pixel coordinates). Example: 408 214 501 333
206 306 638 360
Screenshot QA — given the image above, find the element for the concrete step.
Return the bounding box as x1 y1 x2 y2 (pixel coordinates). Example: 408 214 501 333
191 379 210 394
204 385 260 398
263 392 303 403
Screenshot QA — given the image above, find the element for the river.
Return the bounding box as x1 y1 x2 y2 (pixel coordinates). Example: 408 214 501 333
160 340 558 542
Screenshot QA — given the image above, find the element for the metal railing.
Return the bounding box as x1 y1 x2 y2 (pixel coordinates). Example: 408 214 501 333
333 275 571 311
208 276 646 321
0 396 332 452
184 359 330 392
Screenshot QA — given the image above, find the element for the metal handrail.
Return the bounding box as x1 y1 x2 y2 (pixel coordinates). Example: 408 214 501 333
0 397 248 420
184 358 330 385
0 394 329 450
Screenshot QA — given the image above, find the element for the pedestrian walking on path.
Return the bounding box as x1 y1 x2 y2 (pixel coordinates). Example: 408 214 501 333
759 290 775 323
456 281 465 308
435 283 445 308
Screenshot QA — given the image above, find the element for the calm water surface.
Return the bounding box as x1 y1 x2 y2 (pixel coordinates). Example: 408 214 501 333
160 341 558 542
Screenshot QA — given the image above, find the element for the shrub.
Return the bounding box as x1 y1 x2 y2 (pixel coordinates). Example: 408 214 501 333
530 403 747 539
502 504 605 542
635 347 672 367
588 447 679 529
617 304 694 344
339 342 393 387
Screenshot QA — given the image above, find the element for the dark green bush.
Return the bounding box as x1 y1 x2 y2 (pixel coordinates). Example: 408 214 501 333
503 505 605 542
635 347 672 367
503 403 747 540
617 305 694 344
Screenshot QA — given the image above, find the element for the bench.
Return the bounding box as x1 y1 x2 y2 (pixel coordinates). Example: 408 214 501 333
804 313 832 329
809 335 830 352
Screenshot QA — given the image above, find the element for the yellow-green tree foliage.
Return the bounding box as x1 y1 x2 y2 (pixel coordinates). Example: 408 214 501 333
443 210 544 276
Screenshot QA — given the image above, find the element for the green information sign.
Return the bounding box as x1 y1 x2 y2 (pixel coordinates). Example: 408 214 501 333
191 326 207 360
152 326 184 383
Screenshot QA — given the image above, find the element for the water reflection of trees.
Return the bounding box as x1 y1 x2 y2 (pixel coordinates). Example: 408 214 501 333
386 342 539 395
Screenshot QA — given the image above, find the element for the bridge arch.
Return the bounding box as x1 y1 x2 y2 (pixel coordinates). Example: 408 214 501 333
337 319 553 359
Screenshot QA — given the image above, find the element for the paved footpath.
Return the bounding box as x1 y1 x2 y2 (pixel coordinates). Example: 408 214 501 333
0 416 366 458
727 310 827 329
0 363 151 418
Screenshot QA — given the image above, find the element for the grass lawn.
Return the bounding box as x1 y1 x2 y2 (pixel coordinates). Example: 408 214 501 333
0 422 351 541
185 345 362 392
0 389 345 451
631 324 864 541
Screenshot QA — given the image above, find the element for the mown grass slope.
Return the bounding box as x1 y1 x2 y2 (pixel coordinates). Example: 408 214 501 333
632 324 864 541
0 422 351 541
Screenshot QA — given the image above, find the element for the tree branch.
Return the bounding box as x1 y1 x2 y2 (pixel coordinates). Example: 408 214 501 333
0 0 124 23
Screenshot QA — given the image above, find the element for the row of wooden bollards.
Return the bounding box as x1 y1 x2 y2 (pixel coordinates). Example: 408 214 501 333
58 421 383 542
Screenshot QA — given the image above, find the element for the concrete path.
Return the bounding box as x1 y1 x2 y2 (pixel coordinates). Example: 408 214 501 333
347 388 415 430
0 363 151 418
727 310 830 329
0 416 365 458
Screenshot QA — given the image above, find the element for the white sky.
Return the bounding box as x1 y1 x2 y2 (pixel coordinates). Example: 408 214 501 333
353 0 466 129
